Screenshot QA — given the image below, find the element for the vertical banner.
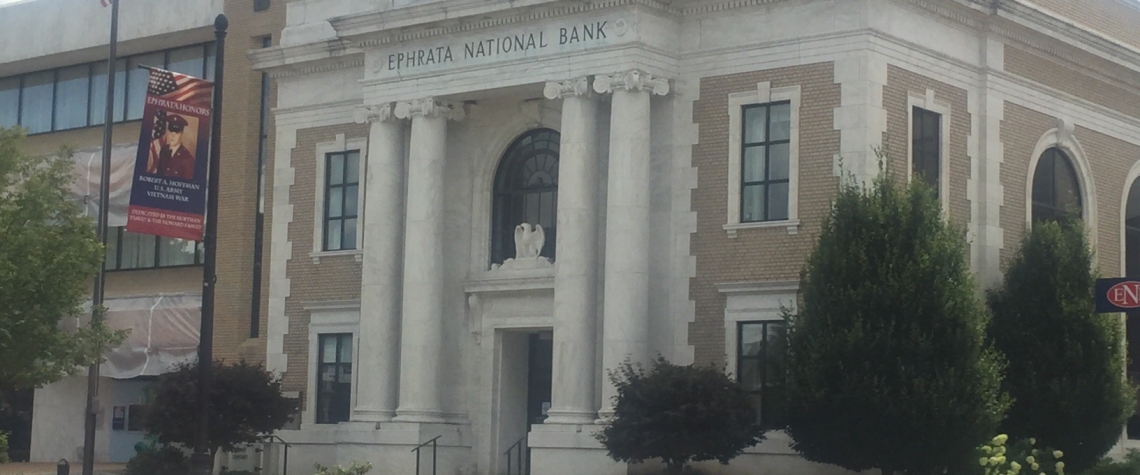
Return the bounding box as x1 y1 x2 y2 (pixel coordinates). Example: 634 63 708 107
126 68 213 240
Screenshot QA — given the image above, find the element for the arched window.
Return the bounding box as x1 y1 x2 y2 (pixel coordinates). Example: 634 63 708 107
1125 178 1140 438
1031 147 1082 224
491 129 560 264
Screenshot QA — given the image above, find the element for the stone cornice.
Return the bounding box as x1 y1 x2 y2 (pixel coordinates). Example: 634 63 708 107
593 70 670 95
353 103 396 124
543 77 591 100
393 98 466 121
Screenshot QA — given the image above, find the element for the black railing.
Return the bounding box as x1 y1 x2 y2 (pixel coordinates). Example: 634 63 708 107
412 435 442 475
504 435 528 475
262 434 291 475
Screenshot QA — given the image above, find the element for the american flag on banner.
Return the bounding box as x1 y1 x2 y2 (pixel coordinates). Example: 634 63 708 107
147 68 213 108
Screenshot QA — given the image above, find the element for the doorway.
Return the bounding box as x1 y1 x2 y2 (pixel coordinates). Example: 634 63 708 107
496 330 552 475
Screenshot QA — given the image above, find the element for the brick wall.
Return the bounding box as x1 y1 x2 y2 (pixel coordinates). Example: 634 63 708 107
1023 0 1140 51
1005 45 1140 121
688 62 840 366
213 0 286 364
882 65 973 229
278 123 368 395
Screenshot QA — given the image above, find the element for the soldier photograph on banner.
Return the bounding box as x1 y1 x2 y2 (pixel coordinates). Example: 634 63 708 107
125 67 214 241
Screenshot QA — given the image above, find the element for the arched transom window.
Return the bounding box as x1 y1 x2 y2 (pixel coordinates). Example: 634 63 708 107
491 128 560 264
1031 147 1082 224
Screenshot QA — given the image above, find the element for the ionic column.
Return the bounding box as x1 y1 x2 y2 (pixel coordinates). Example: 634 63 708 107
352 104 404 422
594 70 669 419
392 98 464 423
544 77 601 424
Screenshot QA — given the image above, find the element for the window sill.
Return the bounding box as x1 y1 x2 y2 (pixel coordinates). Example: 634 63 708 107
723 220 800 238
310 249 363 264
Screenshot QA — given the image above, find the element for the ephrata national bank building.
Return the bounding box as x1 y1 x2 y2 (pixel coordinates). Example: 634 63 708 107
248 0 1140 474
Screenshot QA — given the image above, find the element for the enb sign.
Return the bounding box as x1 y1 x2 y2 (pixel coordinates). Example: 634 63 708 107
1095 278 1140 313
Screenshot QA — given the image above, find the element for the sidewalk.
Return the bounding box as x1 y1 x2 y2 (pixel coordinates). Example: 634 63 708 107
0 463 125 475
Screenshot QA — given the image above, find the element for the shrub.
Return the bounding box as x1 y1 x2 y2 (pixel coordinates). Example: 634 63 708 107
0 430 9 464
314 461 373 475
125 444 190 475
977 434 1065 475
595 356 765 473
988 220 1136 473
1083 450 1140 475
783 171 1009 475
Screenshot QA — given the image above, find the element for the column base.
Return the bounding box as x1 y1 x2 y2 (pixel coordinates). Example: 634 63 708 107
544 408 598 425
393 408 447 423
352 407 396 422
529 423 626 475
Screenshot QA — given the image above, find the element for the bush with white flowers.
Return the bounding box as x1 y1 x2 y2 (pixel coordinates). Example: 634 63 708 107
978 435 1064 475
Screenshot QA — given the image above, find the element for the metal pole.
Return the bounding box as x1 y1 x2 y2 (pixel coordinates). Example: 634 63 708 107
81 0 119 472
191 13 227 475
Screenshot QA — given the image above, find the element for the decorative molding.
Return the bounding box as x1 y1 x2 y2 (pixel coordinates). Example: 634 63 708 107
303 299 363 312
466 295 483 346
593 70 671 96
543 77 592 100
1023 120 1099 248
353 103 395 124
716 280 800 295
267 58 365 80
393 97 466 121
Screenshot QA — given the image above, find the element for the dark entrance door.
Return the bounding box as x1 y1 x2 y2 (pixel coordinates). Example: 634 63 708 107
526 332 553 427
0 387 33 462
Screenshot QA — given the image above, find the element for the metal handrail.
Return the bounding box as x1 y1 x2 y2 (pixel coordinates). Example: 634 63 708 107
411 435 443 475
503 435 527 475
262 434 291 475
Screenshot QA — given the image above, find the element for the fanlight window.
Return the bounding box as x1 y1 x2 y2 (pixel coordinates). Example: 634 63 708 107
1031 147 1082 224
491 129 560 265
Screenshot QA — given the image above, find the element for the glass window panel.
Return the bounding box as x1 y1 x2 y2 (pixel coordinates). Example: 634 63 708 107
769 103 791 141
742 185 766 223
119 231 156 269
91 59 127 125
327 188 343 218
740 324 764 357
0 77 18 128
158 237 196 266
321 336 337 363
326 223 342 251
344 152 359 184
769 182 789 221
127 53 163 120
339 336 353 363
766 323 785 353
344 185 358 217
525 192 540 225
1032 154 1054 210
343 218 357 250
1055 155 1080 215
743 146 766 183
338 365 352 383
924 111 940 138
743 106 766 143
738 359 762 391
166 46 204 78
205 44 217 82
54 65 90 130
768 143 789 180
20 71 53 134
328 154 344 185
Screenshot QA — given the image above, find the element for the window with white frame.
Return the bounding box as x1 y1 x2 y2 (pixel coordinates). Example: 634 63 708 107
315 333 352 424
737 320 786 428
725 83 800 237
907 91 951 207
311 135 367 262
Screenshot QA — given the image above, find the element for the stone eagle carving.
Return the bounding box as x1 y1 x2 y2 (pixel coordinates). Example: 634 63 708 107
514 223 545 259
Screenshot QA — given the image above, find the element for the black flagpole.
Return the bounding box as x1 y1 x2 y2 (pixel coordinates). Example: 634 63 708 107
191 13 227 475
81 0 119 473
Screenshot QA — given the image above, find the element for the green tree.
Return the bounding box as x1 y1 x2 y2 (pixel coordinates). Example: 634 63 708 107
146 360 297 459
987 220 1134 473
595 357 765 474
783 172 1009 475
0 127 124 389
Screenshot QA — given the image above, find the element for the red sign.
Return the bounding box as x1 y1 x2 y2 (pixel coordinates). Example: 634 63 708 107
1108 281 1140 309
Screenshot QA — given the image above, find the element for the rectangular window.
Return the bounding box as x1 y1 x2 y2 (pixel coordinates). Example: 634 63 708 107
126 404 150 432
323 151 360 251
166 46 205 79
90 59 127 126
316 333 352 424
741 102 791 223
105 227 203 270
126 53 163 121
20 71 54 134
54 65 91 131
737 321 785 428
254 0 270 12
912 107 942 191
0 77 17 128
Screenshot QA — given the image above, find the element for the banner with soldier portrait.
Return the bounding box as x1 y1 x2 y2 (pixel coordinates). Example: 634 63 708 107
125 67 213 240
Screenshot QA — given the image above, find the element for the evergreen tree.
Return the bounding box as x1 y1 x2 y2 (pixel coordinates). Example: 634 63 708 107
988 220 1134 473
784 173 1008 475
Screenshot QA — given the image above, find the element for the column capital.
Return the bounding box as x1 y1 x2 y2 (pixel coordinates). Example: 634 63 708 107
353 103 396 124
592 70 670 96
543 77 592 100
393 97 465 121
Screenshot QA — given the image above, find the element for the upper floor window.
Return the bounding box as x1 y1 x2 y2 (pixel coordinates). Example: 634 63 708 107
741 102 791 223
737 321 785 429
911 107 942 191
316 333 352 424
254 0 270 11
0 43 214 134
1032 147 1082 224
323 151 360 251
104 226 203 271
491 129 559 264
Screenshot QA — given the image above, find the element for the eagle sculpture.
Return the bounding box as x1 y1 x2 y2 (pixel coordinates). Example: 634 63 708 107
514 223 545 259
